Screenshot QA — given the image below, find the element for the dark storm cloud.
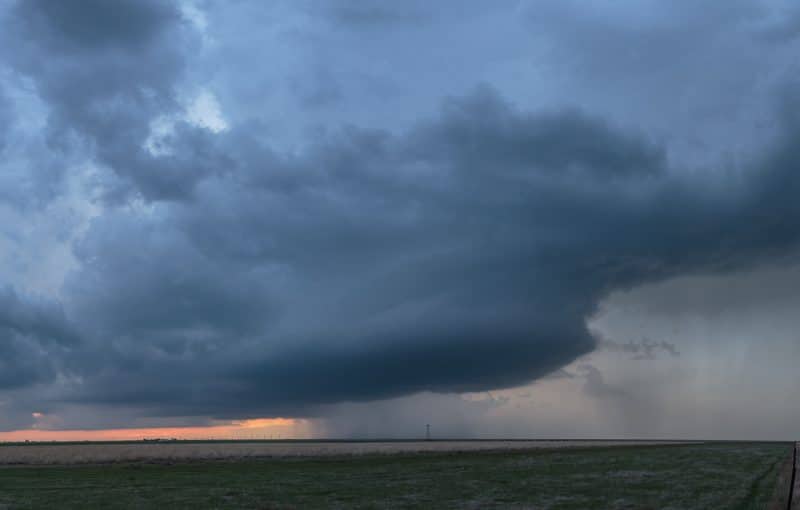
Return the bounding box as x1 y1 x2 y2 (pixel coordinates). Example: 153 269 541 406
4 0 203 201
407 89 665 179
3 0 800 427
0 287 77 389
14 0 178 52
45 86 800 420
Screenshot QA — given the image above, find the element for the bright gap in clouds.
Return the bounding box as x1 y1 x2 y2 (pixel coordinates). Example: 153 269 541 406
186 90 228 133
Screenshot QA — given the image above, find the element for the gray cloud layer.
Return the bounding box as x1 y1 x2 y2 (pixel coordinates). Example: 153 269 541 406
2 0 800 428
0 287 77 389
0 87 11 152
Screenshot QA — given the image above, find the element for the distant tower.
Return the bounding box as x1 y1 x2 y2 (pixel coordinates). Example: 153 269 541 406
425 424 431 441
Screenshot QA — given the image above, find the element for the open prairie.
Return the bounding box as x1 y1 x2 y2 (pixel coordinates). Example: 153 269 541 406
0 439 687 465
0 441 792 509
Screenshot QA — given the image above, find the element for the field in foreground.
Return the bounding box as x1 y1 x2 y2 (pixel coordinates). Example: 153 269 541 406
0 440 685 465
0 442 792 509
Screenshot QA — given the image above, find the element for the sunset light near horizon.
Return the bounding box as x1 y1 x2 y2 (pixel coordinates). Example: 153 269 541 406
0 418 309 442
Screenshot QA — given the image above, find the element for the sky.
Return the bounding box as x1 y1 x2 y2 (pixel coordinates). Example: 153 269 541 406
1 0 800 441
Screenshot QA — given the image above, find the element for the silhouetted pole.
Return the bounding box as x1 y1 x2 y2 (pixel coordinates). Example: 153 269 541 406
426 424 430 441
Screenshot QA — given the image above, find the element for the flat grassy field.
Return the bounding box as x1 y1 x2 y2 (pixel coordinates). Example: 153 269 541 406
0 442 791 509
0 440 685 464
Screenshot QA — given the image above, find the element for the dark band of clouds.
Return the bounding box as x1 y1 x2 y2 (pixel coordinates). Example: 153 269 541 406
1 0 800 428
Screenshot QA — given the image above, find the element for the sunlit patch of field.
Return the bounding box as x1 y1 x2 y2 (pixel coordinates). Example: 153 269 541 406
0 442 791 509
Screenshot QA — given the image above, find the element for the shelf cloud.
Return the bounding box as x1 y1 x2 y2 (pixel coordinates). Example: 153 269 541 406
2 0 800 433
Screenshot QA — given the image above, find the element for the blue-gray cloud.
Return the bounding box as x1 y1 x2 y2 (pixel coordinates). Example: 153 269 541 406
0 86 10 152
2 0 800 428
5 0 201 201
0 287 77 390
50 86 800 420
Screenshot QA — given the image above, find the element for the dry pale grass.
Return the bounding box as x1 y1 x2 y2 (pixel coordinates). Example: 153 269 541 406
0 440 687 465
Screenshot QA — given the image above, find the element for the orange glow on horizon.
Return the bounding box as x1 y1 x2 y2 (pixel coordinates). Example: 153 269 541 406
0 417 311 442
236 418 294 428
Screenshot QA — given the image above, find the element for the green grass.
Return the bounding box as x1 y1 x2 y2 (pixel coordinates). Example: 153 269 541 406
0 442 791 509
